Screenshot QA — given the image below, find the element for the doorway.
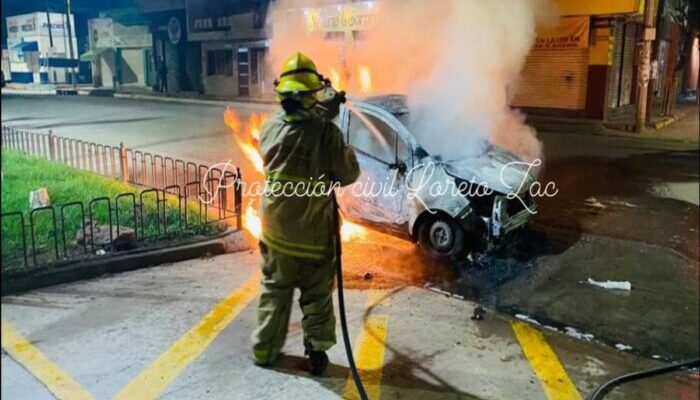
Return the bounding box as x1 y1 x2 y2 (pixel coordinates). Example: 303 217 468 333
237 47 266 97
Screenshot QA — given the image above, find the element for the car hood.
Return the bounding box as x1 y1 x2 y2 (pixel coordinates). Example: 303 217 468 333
440 145 535 195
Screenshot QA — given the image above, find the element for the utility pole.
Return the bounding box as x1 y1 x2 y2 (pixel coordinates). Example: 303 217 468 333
46 4 57 83
646 0 666 124
635 0 656 133
65 0 77 88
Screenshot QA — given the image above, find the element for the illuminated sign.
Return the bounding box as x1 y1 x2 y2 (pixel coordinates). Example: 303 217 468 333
305 3 376 34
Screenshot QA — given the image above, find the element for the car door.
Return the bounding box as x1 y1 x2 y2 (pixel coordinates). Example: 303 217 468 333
336 106 411 232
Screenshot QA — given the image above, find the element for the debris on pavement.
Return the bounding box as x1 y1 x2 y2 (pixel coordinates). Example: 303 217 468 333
615 344 634 351
585 197 607 209
471 306 486 321
585 278 632 291
564 327 595 341
608 200 639 208
515 314 541 326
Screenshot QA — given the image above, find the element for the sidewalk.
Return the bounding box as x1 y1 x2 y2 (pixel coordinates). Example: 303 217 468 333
527 98 699 143
2 251 697 400
111 87 278 111
2 83 278 111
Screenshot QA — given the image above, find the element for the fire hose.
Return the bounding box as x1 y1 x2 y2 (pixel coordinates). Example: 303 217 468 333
332 191 369 400
587 358 699 400
320 82 369 400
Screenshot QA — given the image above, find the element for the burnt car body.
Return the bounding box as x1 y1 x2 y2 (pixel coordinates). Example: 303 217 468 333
334 94 537 258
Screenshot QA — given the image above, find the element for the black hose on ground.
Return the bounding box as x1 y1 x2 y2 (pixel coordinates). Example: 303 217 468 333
587 358 700 400
332 192 369 400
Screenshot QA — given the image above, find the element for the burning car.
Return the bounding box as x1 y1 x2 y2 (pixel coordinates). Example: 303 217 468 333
334 94 537 259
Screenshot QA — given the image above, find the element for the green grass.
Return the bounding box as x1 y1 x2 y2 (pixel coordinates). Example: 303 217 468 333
1 149 222 267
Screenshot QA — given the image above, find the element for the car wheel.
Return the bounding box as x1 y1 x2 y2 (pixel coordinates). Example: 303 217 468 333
418 215 466 259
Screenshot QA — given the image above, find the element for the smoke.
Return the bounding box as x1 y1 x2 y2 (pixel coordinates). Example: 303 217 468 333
268 0 558 163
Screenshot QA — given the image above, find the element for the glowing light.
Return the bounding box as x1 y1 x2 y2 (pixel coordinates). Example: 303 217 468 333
223 107 268 173
330 67 343 91
341 219 367 242
358 65 372 93
244 202 262 238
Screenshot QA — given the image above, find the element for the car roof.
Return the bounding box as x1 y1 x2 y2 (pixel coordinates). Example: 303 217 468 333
361 94 409 115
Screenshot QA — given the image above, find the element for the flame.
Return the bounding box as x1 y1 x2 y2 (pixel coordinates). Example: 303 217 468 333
223 107 268 173
330 67 343 91
248 112 266 144
341 219 367 242
244 202 262 238
358 65 373 93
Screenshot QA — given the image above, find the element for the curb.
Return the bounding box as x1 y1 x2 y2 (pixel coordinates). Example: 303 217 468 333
3 86 278 111
112 92 278 111
2 88 57 96
1 231 251 296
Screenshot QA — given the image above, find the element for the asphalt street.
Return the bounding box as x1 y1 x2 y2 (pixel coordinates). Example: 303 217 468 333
1 94 273 181
2 94 699 398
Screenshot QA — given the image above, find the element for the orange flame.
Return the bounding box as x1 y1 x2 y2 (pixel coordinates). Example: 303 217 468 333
330 67 343 91
248 112 266 144
244 202 262 238
358 65 373 94
223 108 270 238
223 107 268 173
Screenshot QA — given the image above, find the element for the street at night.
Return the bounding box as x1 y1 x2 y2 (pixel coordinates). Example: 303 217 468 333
2 0 699 399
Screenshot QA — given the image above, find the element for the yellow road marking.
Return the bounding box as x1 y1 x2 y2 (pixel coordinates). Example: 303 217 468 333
343 289 390 400
343 316 389 400
512 321 582 400
1 320 95 400
114 273 260 400
365 289 389 308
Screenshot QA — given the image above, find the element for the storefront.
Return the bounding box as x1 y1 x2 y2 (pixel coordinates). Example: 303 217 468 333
512 16 591 116
135 0 202 94
187 0 269 98
6 12 78 84
513 0 651 120
83 15 152 89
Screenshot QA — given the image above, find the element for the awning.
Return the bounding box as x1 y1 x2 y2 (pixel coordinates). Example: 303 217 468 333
10 41 39 52
80 48 111 62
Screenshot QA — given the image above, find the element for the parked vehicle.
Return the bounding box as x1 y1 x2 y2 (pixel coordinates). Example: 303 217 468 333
335 94 537 259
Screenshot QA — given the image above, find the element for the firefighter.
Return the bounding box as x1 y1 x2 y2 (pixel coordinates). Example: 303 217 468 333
251 52 360 375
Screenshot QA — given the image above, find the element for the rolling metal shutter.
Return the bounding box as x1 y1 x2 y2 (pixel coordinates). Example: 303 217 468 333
608 22 638 108
512 48 589 110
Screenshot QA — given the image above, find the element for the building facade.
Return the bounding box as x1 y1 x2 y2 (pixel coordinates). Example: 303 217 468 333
137 0 202 93
83 14 153 89
187 0 270 99
6 12 79 84
512 0 654 120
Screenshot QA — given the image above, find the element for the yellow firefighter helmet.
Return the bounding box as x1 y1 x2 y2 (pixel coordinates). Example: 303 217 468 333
274 52 324 94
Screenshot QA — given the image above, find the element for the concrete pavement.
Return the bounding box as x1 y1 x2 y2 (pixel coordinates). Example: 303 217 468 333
2 250 697 400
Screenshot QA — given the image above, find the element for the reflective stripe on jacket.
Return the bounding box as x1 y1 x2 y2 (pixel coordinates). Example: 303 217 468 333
259 110 360 259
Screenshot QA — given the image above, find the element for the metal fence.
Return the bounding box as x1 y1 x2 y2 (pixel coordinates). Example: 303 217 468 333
1 125 243 269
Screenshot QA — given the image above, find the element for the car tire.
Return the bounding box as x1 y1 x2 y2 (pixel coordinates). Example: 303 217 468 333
418 215 466 260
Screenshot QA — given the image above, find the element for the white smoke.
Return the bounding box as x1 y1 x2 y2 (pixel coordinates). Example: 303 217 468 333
268 0 558 163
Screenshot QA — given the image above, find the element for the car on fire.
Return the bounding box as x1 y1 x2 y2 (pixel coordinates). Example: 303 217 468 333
334 94 537 259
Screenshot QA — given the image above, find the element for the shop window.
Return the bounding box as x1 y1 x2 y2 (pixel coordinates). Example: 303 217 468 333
206 49 232 76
